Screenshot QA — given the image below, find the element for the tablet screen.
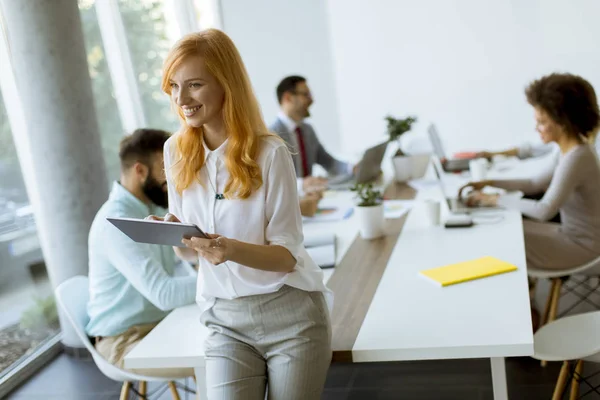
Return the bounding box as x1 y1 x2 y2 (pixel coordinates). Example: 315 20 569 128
107 217 208 247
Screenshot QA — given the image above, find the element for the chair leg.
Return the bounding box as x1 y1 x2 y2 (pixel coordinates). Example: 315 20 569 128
552 361 571 400
570 360 584 400
548 278 563 324
139 381 147 398
120 382 131 400
542 279 558 326
529 277 538 300
168 381 181 400
541 279 563 367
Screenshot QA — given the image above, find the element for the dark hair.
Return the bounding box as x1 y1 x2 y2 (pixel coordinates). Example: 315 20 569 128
276 75 306 104
119 128 171 170
525 73 600 138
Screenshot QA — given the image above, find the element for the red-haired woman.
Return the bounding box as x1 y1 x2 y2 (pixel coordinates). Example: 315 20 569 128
150 29 332 400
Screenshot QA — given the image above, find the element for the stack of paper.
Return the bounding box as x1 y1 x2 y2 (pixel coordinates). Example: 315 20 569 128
304 231 336 269
383 199 414 219
303 205 353 223
419 256 517 287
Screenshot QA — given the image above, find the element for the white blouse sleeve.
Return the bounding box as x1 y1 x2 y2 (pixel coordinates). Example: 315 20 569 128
164 139 184 220
264 144 305 264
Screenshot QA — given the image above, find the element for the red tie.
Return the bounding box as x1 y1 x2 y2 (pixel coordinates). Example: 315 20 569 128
295 126 310 177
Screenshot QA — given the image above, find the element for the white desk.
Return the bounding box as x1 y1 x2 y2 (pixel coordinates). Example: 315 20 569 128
125 163 534 400
353 183 533 400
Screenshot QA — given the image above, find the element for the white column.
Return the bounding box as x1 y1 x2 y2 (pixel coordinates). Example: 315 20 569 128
204 0 224 30
167 0 225 36
169 0 200 35
0 0 109 347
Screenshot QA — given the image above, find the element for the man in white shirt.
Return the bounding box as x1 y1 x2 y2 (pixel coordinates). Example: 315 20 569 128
476 142 557 160
476 135 600 160
269 75 352 195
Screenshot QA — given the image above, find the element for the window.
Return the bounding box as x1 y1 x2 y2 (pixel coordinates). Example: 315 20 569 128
118 0 180 133
0 92 22 202
79 0 126 182
0 91 56 382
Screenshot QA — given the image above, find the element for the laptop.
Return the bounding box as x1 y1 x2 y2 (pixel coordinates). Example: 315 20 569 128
427 124 473 173
328 141 389 190
430 156 499 214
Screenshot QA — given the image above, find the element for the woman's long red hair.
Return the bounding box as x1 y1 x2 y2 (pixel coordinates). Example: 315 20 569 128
162 29 274 199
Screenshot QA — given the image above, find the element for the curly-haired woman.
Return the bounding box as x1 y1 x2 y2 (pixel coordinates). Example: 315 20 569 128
459 73 600 271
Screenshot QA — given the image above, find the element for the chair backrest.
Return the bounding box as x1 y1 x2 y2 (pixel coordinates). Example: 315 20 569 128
55 276 166 382
54 276 95 354
55 276 129 381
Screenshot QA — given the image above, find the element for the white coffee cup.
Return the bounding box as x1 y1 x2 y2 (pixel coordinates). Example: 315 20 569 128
423 200 441 227
469 158 487 181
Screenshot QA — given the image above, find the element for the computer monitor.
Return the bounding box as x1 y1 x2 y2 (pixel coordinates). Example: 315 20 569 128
355 141 389 183
430 156 454 212
428 124 447 160
328 141 389 189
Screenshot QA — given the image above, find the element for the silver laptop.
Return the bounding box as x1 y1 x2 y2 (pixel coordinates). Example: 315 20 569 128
328 141 389 190
427 124 472 173
430 156 499 214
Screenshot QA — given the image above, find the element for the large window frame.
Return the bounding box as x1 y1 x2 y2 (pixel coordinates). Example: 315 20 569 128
0 0 221 395
95 0 147 132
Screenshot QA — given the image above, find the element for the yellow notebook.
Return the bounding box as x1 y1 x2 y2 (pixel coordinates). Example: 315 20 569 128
420 256 518 287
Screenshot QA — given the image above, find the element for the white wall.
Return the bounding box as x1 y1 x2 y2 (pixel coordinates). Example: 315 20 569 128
326 0 600 156
220 0 341 153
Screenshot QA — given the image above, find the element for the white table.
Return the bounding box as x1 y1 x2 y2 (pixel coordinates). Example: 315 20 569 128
352 182 533 400
125 161 534 400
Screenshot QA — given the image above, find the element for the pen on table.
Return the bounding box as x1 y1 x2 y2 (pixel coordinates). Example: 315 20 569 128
343 208 354 219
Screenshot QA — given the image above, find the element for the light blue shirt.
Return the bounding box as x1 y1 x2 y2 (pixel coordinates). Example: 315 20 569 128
86 182 196 337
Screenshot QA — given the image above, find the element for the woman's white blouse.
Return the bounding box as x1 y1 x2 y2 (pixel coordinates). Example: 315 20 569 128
164 135 332 312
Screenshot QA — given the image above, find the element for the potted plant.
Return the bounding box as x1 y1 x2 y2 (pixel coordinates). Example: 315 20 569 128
351 183 385 240
386 115 417 153
386 115 429 182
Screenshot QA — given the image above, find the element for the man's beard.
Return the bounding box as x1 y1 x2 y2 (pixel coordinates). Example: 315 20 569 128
143 176 168 209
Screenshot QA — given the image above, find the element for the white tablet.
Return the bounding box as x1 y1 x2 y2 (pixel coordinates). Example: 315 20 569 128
107 217 209 247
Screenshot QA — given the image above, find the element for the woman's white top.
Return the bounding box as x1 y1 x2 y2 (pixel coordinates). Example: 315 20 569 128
164 135 333 313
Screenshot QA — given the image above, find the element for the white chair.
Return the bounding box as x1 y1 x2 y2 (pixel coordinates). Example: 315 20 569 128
532 311 600 400
529 256 600 329
55 276 190 400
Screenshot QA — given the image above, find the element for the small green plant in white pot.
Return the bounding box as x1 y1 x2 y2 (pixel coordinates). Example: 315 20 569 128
386 115 428 182
386 115 417 148
351 182 385 240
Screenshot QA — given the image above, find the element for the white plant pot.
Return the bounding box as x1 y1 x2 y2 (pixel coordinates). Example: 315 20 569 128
410 154 431 179
392 154 431 182
355 203 385 240
392 156 412 182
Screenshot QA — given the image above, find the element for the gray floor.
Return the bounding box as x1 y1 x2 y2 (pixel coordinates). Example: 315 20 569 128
7 351 595 400
7 278 600 399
